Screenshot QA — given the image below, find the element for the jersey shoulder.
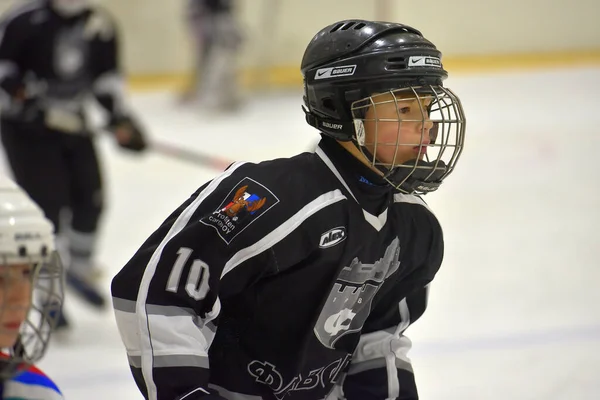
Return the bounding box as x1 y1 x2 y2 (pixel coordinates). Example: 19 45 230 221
393 192 438 219
3 364 63 400
226 152 346 215
0 1 47 29
195 154 348 249
85 6 118 41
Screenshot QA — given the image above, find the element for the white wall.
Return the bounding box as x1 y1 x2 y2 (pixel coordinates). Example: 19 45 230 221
390 0 600 55
1 0 599 75
108 0 378 75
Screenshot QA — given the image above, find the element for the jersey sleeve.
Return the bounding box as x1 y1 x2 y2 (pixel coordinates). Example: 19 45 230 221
88 9 129 120
342 214 444 400
111 162 284 400
2 364 64 400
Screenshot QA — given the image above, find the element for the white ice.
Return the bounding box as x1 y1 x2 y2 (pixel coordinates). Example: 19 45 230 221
5 67 600 399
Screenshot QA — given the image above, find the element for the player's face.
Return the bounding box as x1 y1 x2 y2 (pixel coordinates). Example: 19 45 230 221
0 264 33 347
363 91 434 166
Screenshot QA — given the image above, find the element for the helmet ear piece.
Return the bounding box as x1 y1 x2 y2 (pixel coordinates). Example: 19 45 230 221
302 106 354 141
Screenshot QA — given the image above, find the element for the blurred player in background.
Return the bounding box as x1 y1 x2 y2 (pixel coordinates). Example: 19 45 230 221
0 0 148 329
112 19 465 400
0 177 64 399
180 0 243 111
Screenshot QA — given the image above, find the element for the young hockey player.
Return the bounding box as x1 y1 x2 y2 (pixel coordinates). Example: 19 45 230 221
0 177 64 399
0 0 147 327
180 0 242 110
112 19 466 400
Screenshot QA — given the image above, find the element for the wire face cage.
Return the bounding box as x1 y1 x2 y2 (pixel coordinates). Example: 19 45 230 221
351 85 466 193
0 252 64 379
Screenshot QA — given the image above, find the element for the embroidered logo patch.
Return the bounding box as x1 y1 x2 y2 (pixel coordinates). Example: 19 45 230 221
201 178 279 244
319 227 346 248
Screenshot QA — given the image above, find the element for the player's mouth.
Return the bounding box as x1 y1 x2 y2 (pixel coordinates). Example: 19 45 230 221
2 322 21 331
413 144 429 154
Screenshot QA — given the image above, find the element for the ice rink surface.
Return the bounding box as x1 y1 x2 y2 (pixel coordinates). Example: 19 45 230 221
2 66 599 399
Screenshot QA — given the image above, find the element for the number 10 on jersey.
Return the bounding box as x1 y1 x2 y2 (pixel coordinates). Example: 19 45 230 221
165 247 210 301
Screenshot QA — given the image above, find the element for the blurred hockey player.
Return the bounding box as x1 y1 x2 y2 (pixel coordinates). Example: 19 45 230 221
112 19 466 400
0 0 148 327
0 177 64 399
181 0 243 111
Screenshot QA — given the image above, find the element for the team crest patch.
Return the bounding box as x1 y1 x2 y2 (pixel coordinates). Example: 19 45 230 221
314 237 401 349
200 178 279 244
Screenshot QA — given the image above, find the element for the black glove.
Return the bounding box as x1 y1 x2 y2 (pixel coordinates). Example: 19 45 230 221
107 115 148 152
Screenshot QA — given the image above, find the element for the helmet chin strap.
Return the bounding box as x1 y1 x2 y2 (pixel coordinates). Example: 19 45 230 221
351 138 447 194
360 144 447 193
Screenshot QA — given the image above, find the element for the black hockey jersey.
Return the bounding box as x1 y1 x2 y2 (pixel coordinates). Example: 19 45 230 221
0 0 126 130
112 137 444 400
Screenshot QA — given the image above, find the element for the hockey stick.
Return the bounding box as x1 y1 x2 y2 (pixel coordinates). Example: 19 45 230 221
99 127 233 170
150 140 234 171
18 78 234 171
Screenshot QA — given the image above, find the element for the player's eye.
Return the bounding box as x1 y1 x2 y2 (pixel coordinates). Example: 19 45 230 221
398 107 411 114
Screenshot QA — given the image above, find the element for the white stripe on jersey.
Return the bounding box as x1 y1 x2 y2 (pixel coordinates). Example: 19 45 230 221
348 297 415 398
136 161 247 400
316 146 391 232
114 308 142 357
387 298 412 397
115 307 215 367
93 71 128 113
208 383 265 399
315 147 358 202
393 192 435 215
221 189 348 278
147 313 215 358
179 387 211 399
397 297 411 333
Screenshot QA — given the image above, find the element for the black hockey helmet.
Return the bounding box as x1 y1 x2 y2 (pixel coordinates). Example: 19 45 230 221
301 20 466 194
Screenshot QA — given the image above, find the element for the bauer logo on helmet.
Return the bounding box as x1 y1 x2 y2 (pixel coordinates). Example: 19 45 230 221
407 56 442 68
315 65 357 80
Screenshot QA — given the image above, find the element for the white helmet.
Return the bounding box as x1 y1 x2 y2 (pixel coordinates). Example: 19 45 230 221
0 177 63 379
51 0 93 17
0 177 55 263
